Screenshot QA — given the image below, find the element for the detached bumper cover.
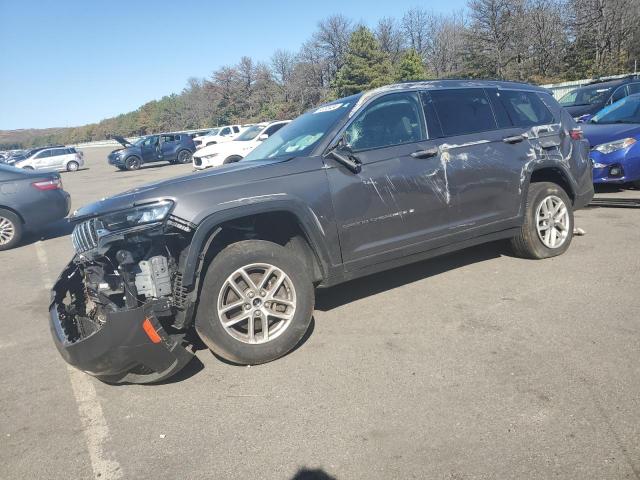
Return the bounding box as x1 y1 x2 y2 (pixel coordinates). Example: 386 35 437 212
49 261 193 384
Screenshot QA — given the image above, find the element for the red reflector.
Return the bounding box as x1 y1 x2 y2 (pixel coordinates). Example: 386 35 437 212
31 178 62 191
569 128 583 140
142 318 162 344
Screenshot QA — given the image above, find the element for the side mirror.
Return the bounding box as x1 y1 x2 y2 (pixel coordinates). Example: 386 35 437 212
258 134 269 141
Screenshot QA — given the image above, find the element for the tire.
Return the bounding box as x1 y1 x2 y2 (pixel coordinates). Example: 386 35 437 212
510 181 574 259
176 149 192 164
0 209 23 251
195 240 314 365
66 161 79 172
125 156 141 171
632 180 640 190
223 155 243 165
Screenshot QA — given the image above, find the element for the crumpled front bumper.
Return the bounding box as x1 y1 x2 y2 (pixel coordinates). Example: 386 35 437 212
49 260 193 384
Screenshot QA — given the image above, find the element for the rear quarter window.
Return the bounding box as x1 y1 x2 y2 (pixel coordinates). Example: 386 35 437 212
429 89 497 136
500 90 555 127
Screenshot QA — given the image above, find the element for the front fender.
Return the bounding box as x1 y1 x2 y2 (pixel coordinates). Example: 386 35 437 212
180 196 335 288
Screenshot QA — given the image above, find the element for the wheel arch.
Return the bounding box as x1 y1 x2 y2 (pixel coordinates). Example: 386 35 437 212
180 200 332 290
0 205 25 224
520 164 577 218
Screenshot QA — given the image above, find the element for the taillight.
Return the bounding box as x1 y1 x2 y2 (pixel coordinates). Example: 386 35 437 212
32 178 62 191
569 128 583 140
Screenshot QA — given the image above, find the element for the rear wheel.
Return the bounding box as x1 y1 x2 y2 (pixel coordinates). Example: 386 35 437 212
125 156 141 171
0 209 23 251
66 160 79 172
176 149 192 164
510 182 574 259
195 240 314 365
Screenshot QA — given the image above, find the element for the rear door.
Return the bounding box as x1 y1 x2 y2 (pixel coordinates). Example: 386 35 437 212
422 88 529 230
160 134 179 160
47 148 69 169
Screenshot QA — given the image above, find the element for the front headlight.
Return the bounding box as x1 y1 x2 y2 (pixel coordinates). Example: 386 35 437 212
201 153 219 160
593 138 636 154
98 200 173 232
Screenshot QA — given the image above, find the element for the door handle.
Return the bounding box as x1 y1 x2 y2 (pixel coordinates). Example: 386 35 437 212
410 147 439 159
503 135 525 144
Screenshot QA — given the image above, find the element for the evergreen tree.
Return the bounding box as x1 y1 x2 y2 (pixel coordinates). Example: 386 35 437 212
333 26 393 97
396 49 427 81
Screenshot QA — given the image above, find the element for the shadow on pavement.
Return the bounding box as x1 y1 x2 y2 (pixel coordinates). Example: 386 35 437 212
20 218 74 248
291 469 337 480
316 241 505 312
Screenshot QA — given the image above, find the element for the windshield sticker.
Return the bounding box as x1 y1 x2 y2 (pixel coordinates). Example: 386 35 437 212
314 103 346 114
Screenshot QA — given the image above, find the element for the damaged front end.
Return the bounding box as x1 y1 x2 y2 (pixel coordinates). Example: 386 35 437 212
49 201 198 384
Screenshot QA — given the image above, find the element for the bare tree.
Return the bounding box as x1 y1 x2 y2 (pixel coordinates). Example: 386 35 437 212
375 17 404 63
313 14 353 81
402 8 430 57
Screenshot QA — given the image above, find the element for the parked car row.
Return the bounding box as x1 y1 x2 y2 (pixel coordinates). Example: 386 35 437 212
0 163 71 250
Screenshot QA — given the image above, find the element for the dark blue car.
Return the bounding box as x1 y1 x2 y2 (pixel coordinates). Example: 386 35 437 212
582 94 640 187
108 133 195 171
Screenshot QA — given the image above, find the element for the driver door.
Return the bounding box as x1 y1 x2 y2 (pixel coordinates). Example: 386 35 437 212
324 91 451 270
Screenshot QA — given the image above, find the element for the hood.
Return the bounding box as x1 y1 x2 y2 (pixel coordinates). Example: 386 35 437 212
70 157 290 222
195 140 243 157
112 135 134 148
581 123 640 147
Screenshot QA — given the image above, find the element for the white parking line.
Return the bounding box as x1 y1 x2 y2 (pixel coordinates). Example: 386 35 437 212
67 365 123 479
35 241 123 479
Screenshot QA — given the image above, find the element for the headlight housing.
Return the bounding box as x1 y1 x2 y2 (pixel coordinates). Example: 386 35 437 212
201 153 219 160
98 200 173 232
593 138 636 154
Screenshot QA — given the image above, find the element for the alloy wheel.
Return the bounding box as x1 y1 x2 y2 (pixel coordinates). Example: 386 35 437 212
217 263 297 344
535 195 570 249
0 216 15 245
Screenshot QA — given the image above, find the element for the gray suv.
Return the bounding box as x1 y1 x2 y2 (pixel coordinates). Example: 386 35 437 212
50 80 593 384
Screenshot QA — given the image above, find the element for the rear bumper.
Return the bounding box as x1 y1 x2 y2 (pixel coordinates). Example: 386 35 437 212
49 261 193 384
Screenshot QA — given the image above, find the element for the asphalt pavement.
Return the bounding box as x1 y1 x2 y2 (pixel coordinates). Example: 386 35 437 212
1 146 639 480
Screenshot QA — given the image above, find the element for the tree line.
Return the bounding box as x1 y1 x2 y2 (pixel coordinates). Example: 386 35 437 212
3 0 639 149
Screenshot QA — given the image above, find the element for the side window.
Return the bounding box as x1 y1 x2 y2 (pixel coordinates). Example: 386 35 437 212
264 123 286 136
500 90 555 127
610 86 627 104
143 136 158 147
429 89 497 136
345 92 426 151
35 150 52 159
232 126 240 133
486 89 513 128
628 83 640 95
49 148 66 157
221 127 232 136
420 91 444 138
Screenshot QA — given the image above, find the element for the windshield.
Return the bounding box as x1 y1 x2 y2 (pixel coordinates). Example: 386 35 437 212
244 100 355 161
235 125 266 141
590 96 640 124
559 85 613 107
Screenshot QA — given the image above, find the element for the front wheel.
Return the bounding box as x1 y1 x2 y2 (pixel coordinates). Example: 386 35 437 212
125 156 141 171
510 182 574 259
195 240 314 365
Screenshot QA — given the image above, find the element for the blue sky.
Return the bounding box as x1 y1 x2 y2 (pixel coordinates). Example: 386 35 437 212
0 0 467 130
